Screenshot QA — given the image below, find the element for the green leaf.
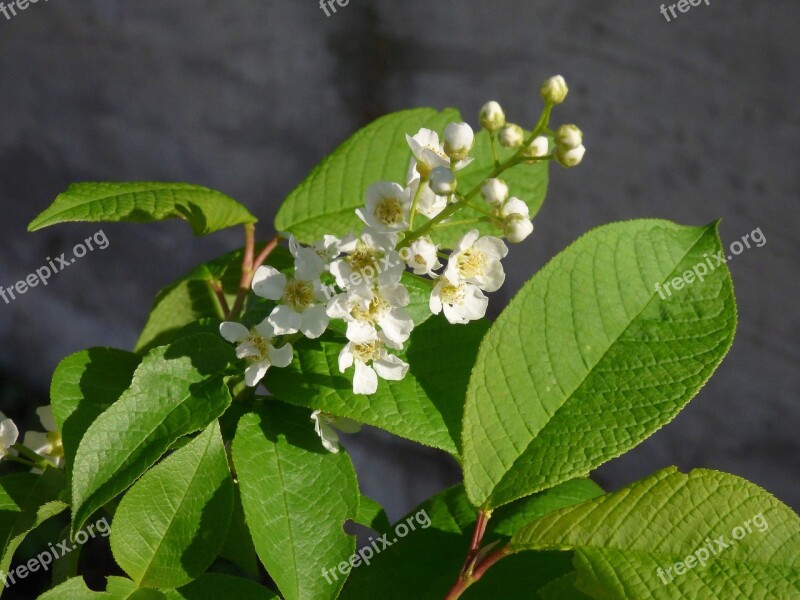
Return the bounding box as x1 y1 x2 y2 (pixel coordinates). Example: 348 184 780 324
71 334 235 535
217 485 260 577
353 495 390 533
162 573 279 600
134 246 292 354
537 573 593 600
0 469 68 595
463 220 737 508
510 467 800 599
267 315 489 454
433 129 550 249
232 403 359 600
275 108 459 243
110 422 233 589
38 577 166 600
340 478 602 600
28 182 256 236
50 348 142 480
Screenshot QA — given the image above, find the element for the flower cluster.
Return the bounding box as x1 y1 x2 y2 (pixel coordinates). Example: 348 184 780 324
0 406 65 473
218 76 585 450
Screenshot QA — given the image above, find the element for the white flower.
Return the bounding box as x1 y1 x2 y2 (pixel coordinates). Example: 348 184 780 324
356 182 411 233
430 278 488 324
430 167 457 196
327 284 414 346
443 122 475 161
219 319 294 387
23 406 63 471
407 169 448 219
540 75 568 105
311 410 361 453
479 100 506 133
555 144 586 168
329 229 404 290
504 214 535 243
252 265 329 338
498 197 530 219
522 135 550 158
313 234 348 264
444 230 508 292
498 124 524 149
338 334 409 395
0 413 19 460
401 237 442 277
406 128 472 178
481 178 509 205
555 125 582 150
288 235 326 280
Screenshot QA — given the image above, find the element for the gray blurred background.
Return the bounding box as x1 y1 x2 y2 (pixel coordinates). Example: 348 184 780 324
0 0 797 525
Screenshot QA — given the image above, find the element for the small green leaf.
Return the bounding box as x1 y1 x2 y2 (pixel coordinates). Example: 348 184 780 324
464 220 737 508
50 348 142 480
28 182 256 236
510 468 800 599
232 403 359 600
71 334 235 535
267 316 489 454
162 573 279 599
340 479 601 600
275 108 458 243
110 422 233 589
0 469 68 595
353 495 390 533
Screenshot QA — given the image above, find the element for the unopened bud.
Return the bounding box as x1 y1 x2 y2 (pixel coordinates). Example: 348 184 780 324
540 75 568 105
556 125 582 150
479 101 506 133
443 122 475 161
481 178 509 205
522 135 550 158
498 124 524 149
555 144 586 168
503 214 534 243
430 167 457 195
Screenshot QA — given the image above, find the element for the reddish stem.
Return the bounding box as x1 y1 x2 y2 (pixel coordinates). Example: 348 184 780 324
226 226 280 321
460 510 490 575
443 545 511 600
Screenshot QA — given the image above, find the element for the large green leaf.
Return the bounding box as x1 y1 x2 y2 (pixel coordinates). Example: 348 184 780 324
537 573 593 600
50 348 142 480
341 478 601 600
71 334 235 535
274 108 458 243
510 468 800 599
39 576 167 599
162 573 278 599
266 315 489 454
110 422 233 589
463 220 737 508
0 470 68 597
28 182 256 236
232 403 359 600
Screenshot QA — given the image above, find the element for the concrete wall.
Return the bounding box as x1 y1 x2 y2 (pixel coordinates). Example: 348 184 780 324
0 0 798 519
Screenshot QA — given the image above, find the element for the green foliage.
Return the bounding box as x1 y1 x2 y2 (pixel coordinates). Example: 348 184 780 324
28 182 256 236
510 468 800 598
162 573 278 599
463 220 737 509
232 403 359 600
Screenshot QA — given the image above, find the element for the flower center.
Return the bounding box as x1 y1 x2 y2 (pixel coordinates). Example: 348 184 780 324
457 248 487 278
245 333 269 362
47 432 64 458
350 296 388 324
375 198 404 226
283 279 315 311
353 341 382 363
348 243 381 276
440 282 465 305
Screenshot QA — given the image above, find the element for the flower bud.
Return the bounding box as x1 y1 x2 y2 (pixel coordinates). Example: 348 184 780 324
522 135 549 158
481 178 509 205
556 124 582 150
555 144 586 168
498 124 524 149
443 122 475 161
503 214 534 243
479 101 506 133
430 167 457 195
540 75 568 105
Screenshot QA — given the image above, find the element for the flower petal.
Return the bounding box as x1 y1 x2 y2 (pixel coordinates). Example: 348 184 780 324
299 304 329 339
252 266 287 300
244 361 270 387
267 343 294 369
268 305 302 335
372 354 409 381
220 321 250 343
353 362 378 395
37 406 57 432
